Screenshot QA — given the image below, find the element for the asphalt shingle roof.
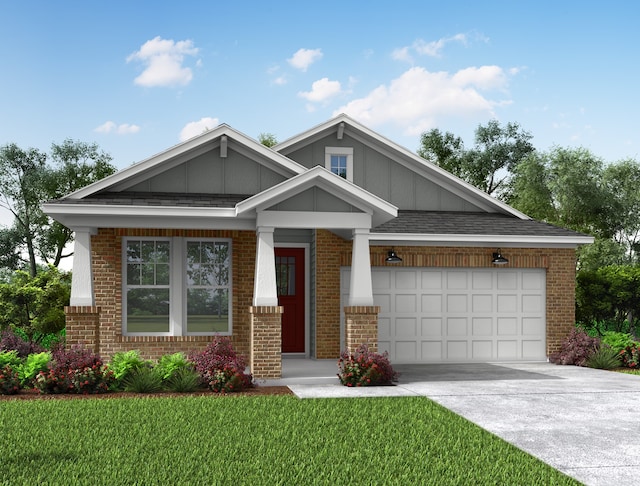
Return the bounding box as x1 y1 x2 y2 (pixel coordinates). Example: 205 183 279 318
373 210 587 238
56 192 252 208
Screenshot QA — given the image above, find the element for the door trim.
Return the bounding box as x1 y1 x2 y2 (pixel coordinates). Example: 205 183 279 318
276 243 310 357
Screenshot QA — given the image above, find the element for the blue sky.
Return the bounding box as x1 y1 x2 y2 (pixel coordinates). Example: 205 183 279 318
1 0 639 172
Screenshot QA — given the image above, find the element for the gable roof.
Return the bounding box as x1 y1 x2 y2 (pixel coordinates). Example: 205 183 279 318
275 114 530 219
236 165 397 228
67 124 306 200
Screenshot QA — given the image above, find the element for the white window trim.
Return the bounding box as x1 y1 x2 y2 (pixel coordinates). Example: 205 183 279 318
325 146 353 181
122 236 233 337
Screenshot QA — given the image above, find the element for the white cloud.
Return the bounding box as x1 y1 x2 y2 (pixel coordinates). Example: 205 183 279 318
298 78 342 103
127 36 199 87
453 66 507 90
94 121 140 135
179 117 219 141
333 66 511 135
287 48 323 71
394 33 469 62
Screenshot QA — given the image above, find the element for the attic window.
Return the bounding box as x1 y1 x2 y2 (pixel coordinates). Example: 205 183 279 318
325 147 353 181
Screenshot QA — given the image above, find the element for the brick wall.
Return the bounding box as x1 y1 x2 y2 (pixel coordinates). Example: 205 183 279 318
78 228 256 362
250 306 283 378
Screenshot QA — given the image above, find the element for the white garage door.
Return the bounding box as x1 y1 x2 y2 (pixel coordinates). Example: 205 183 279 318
341 267 546 363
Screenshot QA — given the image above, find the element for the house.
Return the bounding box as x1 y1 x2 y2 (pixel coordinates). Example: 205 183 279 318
43 114 593 378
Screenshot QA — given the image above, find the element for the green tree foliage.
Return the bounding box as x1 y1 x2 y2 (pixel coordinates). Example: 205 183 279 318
0 266 71 341
418 120 534 196
258 132 278 148
508 147 613 238
576 266 640 335
0 140 116 276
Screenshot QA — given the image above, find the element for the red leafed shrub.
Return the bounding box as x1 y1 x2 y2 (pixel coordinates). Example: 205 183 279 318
549 328 600 366
619 345 640 368
34 345 114 394
189 336 252 393
0 329 45 358
338 344 399 386
0 365 21 395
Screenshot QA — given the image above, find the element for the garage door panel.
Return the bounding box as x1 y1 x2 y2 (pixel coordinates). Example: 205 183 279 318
395 341 417 360
472 318 493 336
472 341 493 359
447 341 468 360
422 341 442 361
447 294 468 312
422 318 442 336
341 267 546 363
447 318 468 336
421 271 443 289
396 294 416 312
472 294 492 312
396 318 417 337
422 294 442 312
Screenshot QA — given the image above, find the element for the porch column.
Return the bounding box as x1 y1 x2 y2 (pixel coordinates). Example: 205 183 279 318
251 226 282 378
70 228 96 306
344 306 380 354
348 228 374 305
253 226 278 306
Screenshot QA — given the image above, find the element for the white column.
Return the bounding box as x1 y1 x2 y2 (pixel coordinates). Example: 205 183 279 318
253 226 278 306
348 228 374 306
70 228 96 306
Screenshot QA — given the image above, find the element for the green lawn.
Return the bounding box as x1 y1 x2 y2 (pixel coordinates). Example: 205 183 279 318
0 396 579 485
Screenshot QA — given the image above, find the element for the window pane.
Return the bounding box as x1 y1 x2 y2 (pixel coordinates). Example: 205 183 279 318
141 263 155 285
187 242 200 265
156 242 170 263
156 263 170 285
127 289 170 333
141 241 156 261
127 264 140 285
187 289 229 333
127 241 141 262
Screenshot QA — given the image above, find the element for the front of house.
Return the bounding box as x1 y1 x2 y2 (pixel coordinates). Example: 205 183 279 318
43 115 593 378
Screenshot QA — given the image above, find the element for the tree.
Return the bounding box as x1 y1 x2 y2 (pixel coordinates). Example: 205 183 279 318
43 139 116 267
417 120 534 196
602 159 640 264
258 133 278 148
0 144 49 276
507 147 613 239
0 266 71 341
0 140 116 276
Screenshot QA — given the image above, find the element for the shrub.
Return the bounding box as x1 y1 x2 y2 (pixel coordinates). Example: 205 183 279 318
586 345 622 370
189 336 252 393
549 329 600 366
337 344 399 386
155 352 191 381
17 351 51 386
109 350 150 383
34 345 114 394
121 366 163 393
601 331 639 355
0 350 21 369
619 345 640 369
165 367 201 393
0 328 45 357
0 364 20 395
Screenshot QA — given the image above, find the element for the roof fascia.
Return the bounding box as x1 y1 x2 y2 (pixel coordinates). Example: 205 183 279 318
369 232 594 248
67 124 305 200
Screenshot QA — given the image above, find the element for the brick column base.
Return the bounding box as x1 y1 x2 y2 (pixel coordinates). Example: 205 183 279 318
64 306 101 354
344 306 380 354
250 306 283 379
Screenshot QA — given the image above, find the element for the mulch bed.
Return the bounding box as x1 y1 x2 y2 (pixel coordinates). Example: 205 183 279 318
0 385 293 401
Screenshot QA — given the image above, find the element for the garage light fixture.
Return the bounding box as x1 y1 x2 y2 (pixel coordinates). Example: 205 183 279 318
385 249 402 263
492 249 509 265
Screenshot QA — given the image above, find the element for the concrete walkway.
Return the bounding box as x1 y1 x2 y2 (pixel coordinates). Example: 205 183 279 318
264 360 640 486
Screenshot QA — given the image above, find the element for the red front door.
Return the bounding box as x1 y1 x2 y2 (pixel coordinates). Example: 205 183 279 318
275 247 305 353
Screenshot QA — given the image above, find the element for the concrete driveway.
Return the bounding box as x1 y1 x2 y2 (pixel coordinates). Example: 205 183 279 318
287 362 640 486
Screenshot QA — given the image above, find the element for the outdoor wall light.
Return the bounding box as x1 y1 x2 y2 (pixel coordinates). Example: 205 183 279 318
492 249 509 265
385 249 402 263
